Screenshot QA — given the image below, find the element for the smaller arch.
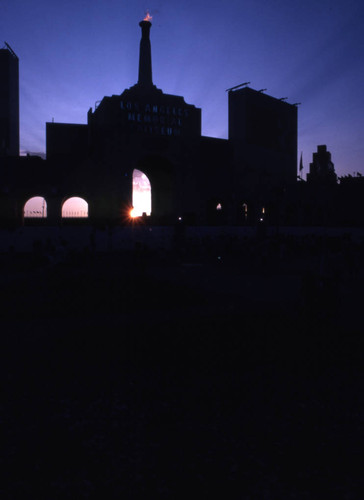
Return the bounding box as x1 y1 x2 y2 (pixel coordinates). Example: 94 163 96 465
207 198 227 225
24 196 47 218
62 197 89 218
242 203 248 222
259 206 266 222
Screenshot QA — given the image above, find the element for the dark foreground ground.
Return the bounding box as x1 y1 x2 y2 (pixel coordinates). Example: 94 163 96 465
1 236 363 498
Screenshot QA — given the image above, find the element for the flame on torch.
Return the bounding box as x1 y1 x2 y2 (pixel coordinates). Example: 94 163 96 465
143 11 152 22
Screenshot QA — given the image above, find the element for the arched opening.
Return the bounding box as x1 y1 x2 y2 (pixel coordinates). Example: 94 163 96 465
135 156 175 222
132 169 151 217
24 197 47 218
243 203 248 222
62 197 88 218
259 206 265 222
207 198 226 225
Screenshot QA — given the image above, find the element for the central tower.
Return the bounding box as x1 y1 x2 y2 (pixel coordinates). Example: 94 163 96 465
138 19 153 88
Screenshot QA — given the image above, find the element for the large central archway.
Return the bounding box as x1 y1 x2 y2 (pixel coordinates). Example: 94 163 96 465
132 169 151 217
136 156 175 220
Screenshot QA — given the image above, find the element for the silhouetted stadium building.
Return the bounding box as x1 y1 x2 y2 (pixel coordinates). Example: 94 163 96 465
0 43 19 157
229 87 297 190
1 19 299 226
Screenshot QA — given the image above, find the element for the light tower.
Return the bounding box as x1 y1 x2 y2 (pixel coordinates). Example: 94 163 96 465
137 16 153 88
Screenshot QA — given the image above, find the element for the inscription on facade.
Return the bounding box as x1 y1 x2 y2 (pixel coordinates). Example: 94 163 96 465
120 101 190 136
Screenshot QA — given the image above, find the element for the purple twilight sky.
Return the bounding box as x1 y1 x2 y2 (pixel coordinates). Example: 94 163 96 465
1 0 364 177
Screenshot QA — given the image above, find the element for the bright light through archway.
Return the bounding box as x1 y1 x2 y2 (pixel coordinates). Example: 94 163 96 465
62 197 88 218
132 169 151 216
24 196 47 217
